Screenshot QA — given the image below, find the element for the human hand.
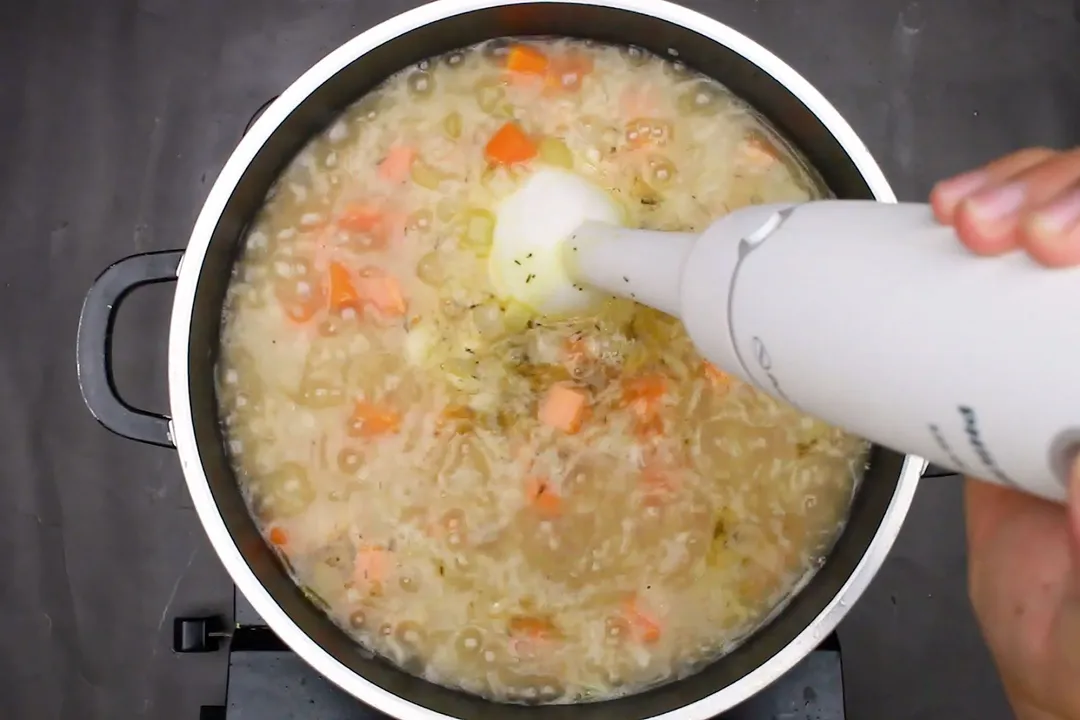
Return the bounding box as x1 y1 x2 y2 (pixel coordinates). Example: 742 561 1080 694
931 148 1080 720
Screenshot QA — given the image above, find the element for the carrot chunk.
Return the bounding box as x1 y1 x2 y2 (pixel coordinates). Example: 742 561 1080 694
485 122 538 165
336 203 399 251
275 278 324 323
538 383 588 434
619 82 660 118
621 374 667 434
562 336 590 371
356 267 407 317
509 615 559 639
621 596 662 644
328 261 361 312
506 45 549 75
337 203 383 233
703 361 732 393
268 526 288 546
641 462 679 497
281 296 322 324
348 400 402 437
741 133 782 169
545 51 594 93
354 544 390 585
622 374 667 405
378 145 415 184
525 477 563 517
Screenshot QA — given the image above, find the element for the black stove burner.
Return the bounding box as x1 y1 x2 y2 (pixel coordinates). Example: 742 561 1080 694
184 592 846 720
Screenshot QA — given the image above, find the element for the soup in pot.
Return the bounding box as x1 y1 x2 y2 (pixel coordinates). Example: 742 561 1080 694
217 38 867 703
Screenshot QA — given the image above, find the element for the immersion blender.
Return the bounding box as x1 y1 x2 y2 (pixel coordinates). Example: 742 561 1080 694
488 170 1077 504
567 199 1077 504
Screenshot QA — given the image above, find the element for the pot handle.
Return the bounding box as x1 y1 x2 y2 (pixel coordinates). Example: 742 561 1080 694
76 250 184 448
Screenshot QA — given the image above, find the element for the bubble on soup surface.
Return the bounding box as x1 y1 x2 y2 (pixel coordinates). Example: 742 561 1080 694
645 155 677 188
336 447 363 474
600 613 630 647
455 627 484 657
481 38 510 61
407 70 436 98
393 621 428 653
663 58 690 78
258 463 315 517
407 208 433 232
348 609 367 630
496 668 565 704
397 572 420 593
328 121 348 142
625 118 674 147
438 508 469 547
298 378 346 408
676 80 727 116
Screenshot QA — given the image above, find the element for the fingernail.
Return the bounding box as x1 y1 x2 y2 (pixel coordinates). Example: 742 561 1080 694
934 170 991 205
1031 188 1080 238
965 182 1028 225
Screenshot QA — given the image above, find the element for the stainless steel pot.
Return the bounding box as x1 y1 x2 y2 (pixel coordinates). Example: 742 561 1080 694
76 1 924 717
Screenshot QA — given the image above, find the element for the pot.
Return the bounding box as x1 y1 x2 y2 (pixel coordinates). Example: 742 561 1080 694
76 1 924 717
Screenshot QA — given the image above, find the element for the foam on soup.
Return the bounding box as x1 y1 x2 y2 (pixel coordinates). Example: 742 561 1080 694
217 38 867 704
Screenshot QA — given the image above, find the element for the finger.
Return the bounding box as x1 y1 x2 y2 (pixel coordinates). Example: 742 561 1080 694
930 147 1057 226
964 475 1018 554
955 147 1080 257
1020 182 1080 267
1070 456 1080 574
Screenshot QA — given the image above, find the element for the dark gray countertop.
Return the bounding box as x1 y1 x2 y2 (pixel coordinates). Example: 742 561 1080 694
1 1 1077 718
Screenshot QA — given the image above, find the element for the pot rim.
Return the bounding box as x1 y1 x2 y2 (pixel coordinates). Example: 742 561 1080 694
168 1 924 717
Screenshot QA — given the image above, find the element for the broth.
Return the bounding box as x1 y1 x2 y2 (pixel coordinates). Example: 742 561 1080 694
217 38 867 704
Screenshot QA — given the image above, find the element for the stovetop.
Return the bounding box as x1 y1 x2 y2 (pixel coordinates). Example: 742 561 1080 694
179 592 846 720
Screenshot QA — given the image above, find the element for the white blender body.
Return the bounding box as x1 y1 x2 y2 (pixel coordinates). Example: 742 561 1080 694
569 200 1077 503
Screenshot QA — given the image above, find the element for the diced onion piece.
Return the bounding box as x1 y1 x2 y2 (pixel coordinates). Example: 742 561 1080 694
416 251 445 286
405 324 436 366
411 159 449 190
537 137 574 169
443 111 463 139
475 78 506 114
461 209 495 253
